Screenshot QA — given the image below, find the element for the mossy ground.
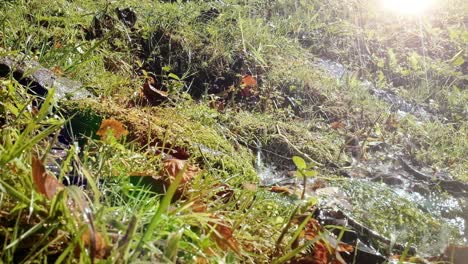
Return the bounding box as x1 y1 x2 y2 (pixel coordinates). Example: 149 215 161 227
1 0 467 262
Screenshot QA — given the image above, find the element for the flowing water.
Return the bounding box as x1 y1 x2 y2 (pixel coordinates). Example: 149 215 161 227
255 58 467 256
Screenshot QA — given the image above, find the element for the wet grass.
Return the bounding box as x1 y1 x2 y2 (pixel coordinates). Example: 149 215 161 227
1 0 467 262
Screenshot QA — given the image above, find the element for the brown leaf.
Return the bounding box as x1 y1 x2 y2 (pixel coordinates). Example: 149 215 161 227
96 118 128 140
32 154 64 200
330 121 345 130
241 74 257 87
162 158 199 185
191 200 208 213
51 66 63 76
78 229 109 259
141 77 168 105
242 183 257 192
209 218 240 254
270 186 292 195
240 74 257 97
337 242 354 253
310 179 327 192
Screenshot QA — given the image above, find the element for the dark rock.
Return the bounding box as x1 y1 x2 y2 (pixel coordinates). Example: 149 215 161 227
115 8 137 28
85 14 115 40
342 240 387 264
197 8 220 23
411 183 431 196
371 174 404 185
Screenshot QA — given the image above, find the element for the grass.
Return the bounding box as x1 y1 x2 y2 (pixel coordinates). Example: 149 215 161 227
0 0 467 262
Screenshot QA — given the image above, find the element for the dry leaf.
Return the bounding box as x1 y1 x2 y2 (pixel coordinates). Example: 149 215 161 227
240 74 257 97
78 228 109 260
242 183 257 192
241 74 257 87
141 77 168 105
330 121 345 130
209 219 240 254
51 66 63 76
310 179 327 192
270 186 292 195
96 118 128 140
337 243 354 253
162 158 199 185
32 154 64 200
192 200 208 213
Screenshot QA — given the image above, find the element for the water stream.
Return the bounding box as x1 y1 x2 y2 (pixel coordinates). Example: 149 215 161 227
255 58 467 256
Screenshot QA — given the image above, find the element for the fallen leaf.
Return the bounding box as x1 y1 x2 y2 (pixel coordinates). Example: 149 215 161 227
78 228 109 260
32 154 64 200
330 121 345 130
191 200 208 213
310 179 327 191
96 118 128 140
337 243 354 253
51 66 63 76
270 186 292 195
162 158 199 185
243 183 257 192
209 218 240 254
240 74 257 97
241 74 257 87
141 77 168 105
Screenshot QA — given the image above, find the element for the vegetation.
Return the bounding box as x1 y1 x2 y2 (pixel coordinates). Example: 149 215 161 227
0 0 466 263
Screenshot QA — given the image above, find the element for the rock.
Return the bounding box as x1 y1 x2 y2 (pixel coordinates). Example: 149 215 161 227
0 55 92 100
371 174 404 186
411 183 431 196
444 245 468 264
115 8 137 28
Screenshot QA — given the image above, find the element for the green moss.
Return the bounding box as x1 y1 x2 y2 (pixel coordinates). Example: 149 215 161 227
63 98 257 184
337 180 462 253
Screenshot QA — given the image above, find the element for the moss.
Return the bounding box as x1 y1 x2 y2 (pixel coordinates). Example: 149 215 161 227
62 98 257 184
216 109 344 169
337 180 462 253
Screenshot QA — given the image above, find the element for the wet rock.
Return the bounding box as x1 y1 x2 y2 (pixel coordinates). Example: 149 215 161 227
316 209 388 264
444 245 468 264
197 7 220 23
371 173 404 186
344 135 361 160
115 8 137 28
85 14 115 40
411 183 431 196
345 166 372 179
0 56 92 100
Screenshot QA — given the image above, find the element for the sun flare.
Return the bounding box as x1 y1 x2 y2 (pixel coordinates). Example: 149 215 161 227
380 0 436 15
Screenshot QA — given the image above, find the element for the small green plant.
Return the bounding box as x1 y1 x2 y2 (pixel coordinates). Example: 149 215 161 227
292 156 318 199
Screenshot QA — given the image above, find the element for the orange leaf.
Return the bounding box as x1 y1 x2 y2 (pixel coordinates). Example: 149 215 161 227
240 75 257 97
79 229 109 259
32 154 64 200
270 186 292 195
209 219 240 254
96 118 128 140
330 121 345 130
162 158 199 185
337 242 354 253
241 75 257 87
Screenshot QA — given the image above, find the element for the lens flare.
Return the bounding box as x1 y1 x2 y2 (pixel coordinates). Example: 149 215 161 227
380 0 436 15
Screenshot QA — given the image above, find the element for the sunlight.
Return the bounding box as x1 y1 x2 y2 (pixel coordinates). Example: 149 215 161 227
380 0 436 16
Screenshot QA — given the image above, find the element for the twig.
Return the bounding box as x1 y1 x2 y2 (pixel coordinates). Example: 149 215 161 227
275 125 324 167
